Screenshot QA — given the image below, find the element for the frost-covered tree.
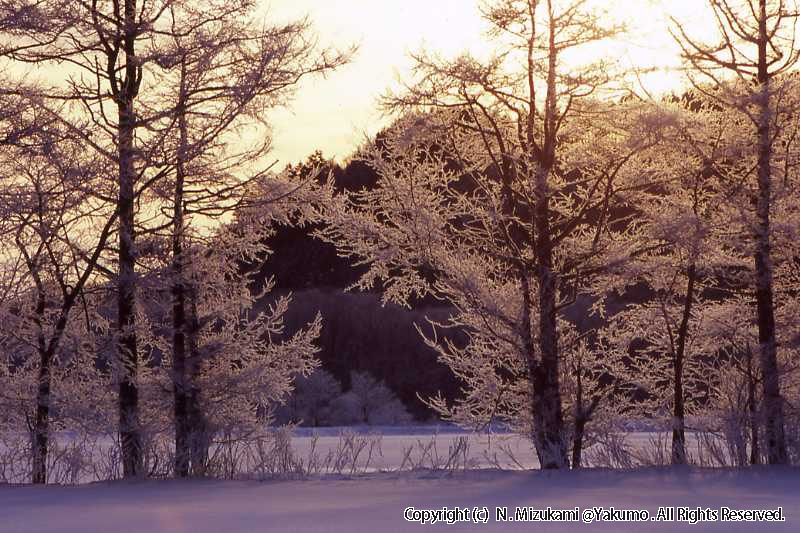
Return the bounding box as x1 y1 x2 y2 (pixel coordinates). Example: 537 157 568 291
0 119 116 483
2 0 207 476
670 0 800 465
337 371 412 426
144 6 349 477
323 101 663 469
561 325 633 468
152 225 321 474
701 298 763 465
2 0 350 477
594 98 743 465
322 0 667 469
277 367 342 427
277 368 413 427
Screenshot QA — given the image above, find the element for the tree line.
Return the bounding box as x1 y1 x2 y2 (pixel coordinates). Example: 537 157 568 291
1 0 799 484
0 0 350 482
319 0 800 469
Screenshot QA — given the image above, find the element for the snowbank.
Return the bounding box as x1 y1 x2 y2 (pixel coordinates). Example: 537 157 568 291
2 467 798 532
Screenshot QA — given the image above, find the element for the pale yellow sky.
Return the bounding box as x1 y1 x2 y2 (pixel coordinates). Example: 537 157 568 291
260 0 706 166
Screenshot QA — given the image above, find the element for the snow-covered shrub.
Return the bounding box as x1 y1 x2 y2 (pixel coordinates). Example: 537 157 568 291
337 371 413 426
0 295 117 483
276 369 413 426
583 427 635 469
275 368 343 427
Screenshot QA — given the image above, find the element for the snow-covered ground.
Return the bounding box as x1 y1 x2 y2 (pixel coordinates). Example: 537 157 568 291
0 425 736 483
2 467 798 532
290 425 539 471
2 427 795 532
287 425 730 472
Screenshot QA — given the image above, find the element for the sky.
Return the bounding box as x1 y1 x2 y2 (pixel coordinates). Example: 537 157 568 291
258 0 705 167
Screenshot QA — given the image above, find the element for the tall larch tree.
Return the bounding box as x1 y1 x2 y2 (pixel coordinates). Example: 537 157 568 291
1 0 349 477
671 0 800 464
323 0 664 468
146 4 349 478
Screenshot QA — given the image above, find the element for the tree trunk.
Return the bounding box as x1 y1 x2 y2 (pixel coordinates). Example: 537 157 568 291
671 361 686 465
116 0 143 478
172 203 190 478
32 291 50 484
527 9 568 470
746 343 760 465
173 273 190 477
532 170 568 469
117 99 141 477
671 262 696 465
572 363 585 470
572 416 586 469
172 57 190 478
187 285 209 475
26 250 92 483
754 1 787 465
